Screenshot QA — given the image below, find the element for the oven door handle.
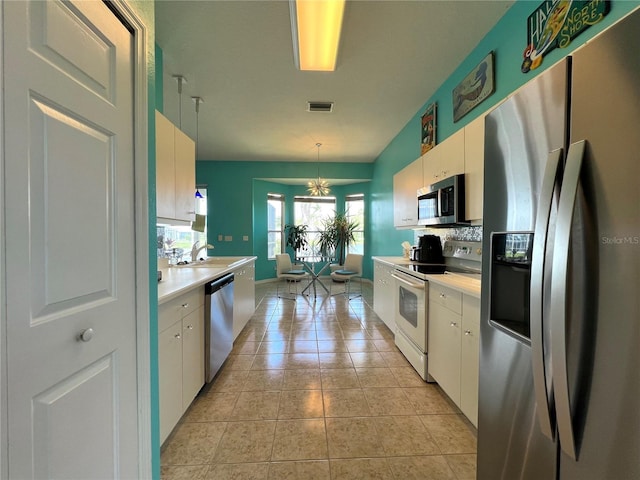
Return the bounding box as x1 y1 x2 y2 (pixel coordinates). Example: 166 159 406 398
391 273 425 290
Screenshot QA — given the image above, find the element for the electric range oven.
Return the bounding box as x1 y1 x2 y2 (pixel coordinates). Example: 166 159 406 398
392 240 482 381
392 267 431 380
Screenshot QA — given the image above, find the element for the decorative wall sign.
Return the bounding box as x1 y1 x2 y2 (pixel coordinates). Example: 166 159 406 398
421 103 437 155
521 0 610 73
452 52 495 123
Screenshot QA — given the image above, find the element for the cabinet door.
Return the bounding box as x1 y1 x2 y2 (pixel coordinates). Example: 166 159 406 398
173 127 196 222
428 302 461 405
373 261 385 317
156 111 175 219
373 262 395 331
423 129 465 185
438 128 465 179
158 321 183 444
382 265 396 332
232 261 256 340
460 295 481 427
182 306 205 409
422 145 441 186
464 115 485 221
393 159 422 226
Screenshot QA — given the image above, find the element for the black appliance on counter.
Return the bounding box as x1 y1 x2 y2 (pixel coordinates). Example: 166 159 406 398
417 235 444 264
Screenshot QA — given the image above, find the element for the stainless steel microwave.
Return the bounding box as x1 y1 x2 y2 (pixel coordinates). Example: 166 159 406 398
417 174 468 226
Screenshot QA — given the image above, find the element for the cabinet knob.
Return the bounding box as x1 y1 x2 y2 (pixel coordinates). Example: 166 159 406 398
181 303 189 308
186 324 194 330
78 328 95 342
464 330 472 336
450 322 458 327
440 293 446 298
174 333 181 339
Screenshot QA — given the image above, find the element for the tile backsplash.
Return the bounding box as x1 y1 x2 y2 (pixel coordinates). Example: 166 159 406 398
414 226 482 245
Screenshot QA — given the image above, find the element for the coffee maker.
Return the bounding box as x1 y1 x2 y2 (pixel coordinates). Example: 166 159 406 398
417 235 444 264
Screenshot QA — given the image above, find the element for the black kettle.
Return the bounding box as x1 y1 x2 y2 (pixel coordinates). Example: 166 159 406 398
418 235 444 263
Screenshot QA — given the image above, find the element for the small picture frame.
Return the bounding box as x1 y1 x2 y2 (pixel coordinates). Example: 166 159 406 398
453 51 495 122
421 103 437 155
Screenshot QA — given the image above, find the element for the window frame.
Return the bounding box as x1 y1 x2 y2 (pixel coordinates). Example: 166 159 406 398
293 195 337 256
267 193 285 260
345 193 365 255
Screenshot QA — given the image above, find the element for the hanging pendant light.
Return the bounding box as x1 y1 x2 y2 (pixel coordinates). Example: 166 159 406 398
192 96 204 198
307 143 330 196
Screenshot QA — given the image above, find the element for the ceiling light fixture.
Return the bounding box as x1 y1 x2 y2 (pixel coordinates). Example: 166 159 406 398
289 0 346 71
307 143 330 196
173 75 187 128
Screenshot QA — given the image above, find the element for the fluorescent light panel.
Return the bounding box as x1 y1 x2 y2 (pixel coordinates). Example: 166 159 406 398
291 0 346 71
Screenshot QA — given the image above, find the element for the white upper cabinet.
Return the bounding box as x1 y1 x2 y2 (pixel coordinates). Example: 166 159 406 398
464 115 485 221
393 158 423 227
423 128 465 186
156 110 196 222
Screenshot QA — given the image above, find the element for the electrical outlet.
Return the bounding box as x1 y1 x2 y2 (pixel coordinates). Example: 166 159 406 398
218 234 223 241
224 235 232 242
243 235 249 241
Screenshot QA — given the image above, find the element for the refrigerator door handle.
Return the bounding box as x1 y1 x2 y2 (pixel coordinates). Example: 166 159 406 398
530 148 563 440
550 140 586 461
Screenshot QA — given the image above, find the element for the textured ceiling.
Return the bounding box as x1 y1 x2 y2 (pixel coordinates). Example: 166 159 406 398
156 1 513 163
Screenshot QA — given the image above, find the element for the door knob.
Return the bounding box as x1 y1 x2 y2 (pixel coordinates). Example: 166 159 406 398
78 328 95 342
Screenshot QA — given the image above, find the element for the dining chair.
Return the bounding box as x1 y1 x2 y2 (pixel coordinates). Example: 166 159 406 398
330 253 363 299
275 253 310 300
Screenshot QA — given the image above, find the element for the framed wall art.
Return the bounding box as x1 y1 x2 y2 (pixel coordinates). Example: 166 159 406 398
452 51 495 122
420 103 436 155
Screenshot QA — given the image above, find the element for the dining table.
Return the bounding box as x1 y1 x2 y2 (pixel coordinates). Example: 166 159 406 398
295 254 334 297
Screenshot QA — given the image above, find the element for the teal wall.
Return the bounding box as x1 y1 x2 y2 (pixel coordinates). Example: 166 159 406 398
370 0 639 256
250 180 371 281
155 43 163 113
195 161 372 280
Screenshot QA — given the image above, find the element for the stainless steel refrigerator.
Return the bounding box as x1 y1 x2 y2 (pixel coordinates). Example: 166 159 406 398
478 9 640 480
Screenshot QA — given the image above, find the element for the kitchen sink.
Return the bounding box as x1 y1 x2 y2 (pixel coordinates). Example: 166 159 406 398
172 257 246 269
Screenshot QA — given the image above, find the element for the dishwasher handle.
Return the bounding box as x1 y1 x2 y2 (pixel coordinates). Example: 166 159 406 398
205 273 234 295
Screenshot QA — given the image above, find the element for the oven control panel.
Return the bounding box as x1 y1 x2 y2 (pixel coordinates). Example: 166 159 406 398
443 240 482 262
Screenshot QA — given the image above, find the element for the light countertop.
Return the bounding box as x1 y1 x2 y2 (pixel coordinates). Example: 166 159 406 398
158 256 256 304
372 256 481 298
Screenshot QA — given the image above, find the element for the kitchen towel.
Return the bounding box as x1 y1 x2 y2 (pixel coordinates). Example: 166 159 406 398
191 214 206 232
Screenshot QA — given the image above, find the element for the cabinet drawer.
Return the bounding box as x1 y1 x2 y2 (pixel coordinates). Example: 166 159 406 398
429 282 462 314
159 287 204 332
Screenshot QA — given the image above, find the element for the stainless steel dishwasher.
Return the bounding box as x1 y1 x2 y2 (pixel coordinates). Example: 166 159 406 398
204 273 234 382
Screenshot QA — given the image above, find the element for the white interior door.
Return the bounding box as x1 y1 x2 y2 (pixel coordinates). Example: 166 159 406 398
3 1 139 477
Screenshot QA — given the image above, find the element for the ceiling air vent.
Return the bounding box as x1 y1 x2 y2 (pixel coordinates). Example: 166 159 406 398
307 101 334 113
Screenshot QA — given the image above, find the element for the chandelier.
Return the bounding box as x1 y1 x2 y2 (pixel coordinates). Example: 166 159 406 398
307 143 330 196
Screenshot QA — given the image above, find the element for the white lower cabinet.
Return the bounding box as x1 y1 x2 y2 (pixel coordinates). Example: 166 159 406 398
460 295 480 426
373 260 396 332
428 282 480 426
429 300 462 403
158 321 183 444
158 287 205 444
233 260 255 340
181 306 205 409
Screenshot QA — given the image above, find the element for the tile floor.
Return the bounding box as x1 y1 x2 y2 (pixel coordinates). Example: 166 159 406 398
161 281 477 480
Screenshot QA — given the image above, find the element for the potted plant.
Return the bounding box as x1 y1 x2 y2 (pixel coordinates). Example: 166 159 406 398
319 212 358 266
284 224 308 256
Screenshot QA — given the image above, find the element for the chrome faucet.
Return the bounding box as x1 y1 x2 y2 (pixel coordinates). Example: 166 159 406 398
191 241 214 262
